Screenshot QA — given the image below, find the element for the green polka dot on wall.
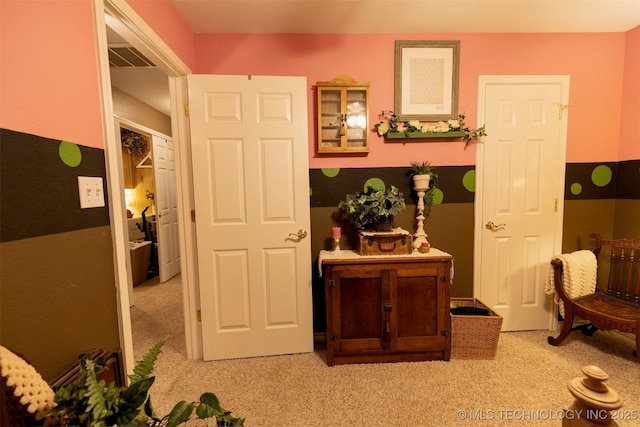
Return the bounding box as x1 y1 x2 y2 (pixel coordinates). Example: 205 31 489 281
432 188 444 204
570 183 583 195
462 170 476 192
364 178 385 193
321 168 340 178
591 165 612 187
59 141 82 167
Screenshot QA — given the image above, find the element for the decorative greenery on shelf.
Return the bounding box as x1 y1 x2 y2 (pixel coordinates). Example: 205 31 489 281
338 185 406 230
121 128 150 157
408 161 439 215
46 339 244 427
374 110 487 146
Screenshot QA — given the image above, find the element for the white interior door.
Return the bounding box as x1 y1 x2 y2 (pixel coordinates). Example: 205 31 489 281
152 134 181 282
188 74 313 360
475 76 569 331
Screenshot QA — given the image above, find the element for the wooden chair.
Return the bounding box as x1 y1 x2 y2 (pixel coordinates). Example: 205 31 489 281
547 233 640 362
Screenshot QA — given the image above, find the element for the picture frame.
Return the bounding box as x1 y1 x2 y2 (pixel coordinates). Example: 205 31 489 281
394 40 460 122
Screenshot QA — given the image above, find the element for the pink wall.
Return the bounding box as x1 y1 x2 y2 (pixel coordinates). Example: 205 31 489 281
0 0 196 150
619 26 640 161
0 0 104 149
1 0 633 168
125 0 196 71
195 32 629 168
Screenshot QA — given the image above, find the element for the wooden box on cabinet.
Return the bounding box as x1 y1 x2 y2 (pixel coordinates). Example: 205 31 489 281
321 249 453 366
316 75 369 153
356 230 412 256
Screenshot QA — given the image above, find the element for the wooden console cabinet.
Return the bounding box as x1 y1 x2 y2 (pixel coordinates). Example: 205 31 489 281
321 250 453 366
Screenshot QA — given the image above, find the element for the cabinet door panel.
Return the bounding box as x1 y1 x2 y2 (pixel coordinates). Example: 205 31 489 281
394 266 447 352
340 277 381 340
345 89 367 147
396 276 438 338
329 269 384 353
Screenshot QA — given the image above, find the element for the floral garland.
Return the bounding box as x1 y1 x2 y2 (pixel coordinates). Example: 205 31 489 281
373 110 487 146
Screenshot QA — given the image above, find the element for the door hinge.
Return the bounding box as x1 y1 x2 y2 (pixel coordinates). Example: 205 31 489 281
554 199 558 212
557 104 569 119
329 280 336 288
184 104 190 117
330 334 338 341
441 276 449 282
191 210 196 222
197 310 201 321
441 330 449 336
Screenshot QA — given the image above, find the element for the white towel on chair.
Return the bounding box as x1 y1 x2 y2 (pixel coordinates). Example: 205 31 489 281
544 250 597 317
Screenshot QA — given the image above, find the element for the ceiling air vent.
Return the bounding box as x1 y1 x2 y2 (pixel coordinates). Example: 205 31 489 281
108 44 155 67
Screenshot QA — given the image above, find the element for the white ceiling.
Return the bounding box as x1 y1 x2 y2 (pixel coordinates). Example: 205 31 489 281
109 0 640 116
110 67 172 115
170 0 640 34
107 26 173 116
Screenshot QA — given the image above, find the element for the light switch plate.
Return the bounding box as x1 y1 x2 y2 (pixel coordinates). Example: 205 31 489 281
78 176 105 208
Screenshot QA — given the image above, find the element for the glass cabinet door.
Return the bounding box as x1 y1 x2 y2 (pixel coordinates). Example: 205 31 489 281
319 89 342 150
345 89 367 149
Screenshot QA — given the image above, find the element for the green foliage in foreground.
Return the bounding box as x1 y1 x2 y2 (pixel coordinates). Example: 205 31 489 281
46 339 244 427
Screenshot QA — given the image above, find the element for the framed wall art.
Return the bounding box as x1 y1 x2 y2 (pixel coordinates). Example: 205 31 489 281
394 40 460 122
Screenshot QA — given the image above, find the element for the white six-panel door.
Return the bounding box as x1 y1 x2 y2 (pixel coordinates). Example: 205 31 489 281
476 76 569 331
152 134 181 282
188 75 313 360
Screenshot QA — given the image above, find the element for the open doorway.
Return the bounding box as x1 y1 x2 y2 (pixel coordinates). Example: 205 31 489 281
107 25 183 358
95 0 201 373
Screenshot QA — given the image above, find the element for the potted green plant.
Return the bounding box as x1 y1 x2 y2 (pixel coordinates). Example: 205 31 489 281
409 161 433 190
45 339 244 427
338 185 406 231
408 161 439 216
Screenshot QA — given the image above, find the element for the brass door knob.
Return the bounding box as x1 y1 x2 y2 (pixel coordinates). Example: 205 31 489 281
485 221 506 230
288 229 308 239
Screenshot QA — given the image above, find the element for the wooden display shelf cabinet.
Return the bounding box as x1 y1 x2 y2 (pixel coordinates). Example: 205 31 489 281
321 250 453 366
316 75 369 153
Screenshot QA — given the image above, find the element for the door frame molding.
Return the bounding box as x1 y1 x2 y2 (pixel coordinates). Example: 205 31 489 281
474 75 570 331
94 0 201 374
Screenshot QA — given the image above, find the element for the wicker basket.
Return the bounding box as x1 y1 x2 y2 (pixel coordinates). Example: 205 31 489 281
450 298 503 359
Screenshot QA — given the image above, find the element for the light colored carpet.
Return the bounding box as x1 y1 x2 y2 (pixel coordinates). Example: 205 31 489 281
131 276 640 427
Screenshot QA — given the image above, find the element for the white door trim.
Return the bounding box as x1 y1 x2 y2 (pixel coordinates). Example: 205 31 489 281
115 117 172 142
94 0 201 375
474 75 569 331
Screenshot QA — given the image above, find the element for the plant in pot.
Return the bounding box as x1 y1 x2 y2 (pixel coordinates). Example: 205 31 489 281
409 161 439 216
338 185 406 231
